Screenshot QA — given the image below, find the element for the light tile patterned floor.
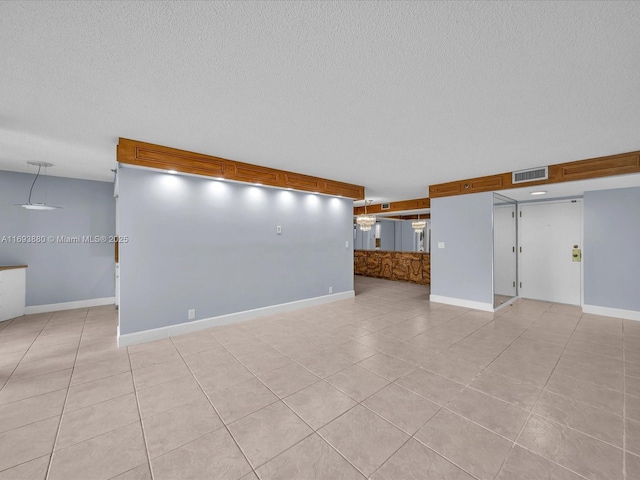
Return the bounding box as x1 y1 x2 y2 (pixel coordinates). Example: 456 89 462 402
0 276 639 479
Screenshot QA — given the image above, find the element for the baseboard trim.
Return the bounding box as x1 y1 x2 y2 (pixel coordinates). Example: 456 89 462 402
118 290 355 347
25 297 116 315
429 294 494 312
583 304 640 321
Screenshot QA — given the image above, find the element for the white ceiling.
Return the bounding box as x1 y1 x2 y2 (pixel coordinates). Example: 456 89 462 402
2 1 639 203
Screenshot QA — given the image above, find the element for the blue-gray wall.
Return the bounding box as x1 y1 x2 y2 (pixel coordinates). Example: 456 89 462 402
431 192 494 305
0 170 115 306
353 222 369 250
400 220 416 252
394 220 403 249
584 186 640 312
354 220 418 252
379 220 395 251
118 167 354 335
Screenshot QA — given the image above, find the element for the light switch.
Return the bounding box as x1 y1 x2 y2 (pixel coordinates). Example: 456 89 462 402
345 241 349 248
276 225 282 234
438 242 445 249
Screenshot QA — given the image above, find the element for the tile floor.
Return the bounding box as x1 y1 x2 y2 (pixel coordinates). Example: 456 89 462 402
0 276 639 479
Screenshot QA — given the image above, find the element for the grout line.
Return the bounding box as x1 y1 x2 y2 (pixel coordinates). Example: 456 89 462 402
0 454 51 477
499 444 592 480
623 319 627 480
216 327 406 478
495 306 601 479
489 301 557 480
128 342 154 480
4 283 633 479
175 337 259 480
44 310 88 480
0 324 51 392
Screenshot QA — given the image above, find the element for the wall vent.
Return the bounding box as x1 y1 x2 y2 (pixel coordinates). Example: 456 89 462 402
381 203 390 210
512 166 548 184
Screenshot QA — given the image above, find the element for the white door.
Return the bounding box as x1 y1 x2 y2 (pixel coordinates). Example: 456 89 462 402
518 200 582 305
494 204 517 297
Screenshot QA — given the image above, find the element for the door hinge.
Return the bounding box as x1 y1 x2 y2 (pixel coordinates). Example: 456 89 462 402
512 211 515 218
519 211 522 217
512 246 515 253
513 281 516 287
519 246 522 253
519 282 523 288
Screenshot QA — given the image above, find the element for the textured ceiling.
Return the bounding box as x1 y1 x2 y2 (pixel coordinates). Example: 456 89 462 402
1 1 639 203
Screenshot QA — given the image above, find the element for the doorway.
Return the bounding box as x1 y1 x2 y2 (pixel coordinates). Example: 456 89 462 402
518 199 582 305
493 194 517 307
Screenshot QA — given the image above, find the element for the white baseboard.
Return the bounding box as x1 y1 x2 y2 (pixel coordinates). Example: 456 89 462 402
25 297 116 315
118 290 355 347
583 304 640 321
429 294 494 312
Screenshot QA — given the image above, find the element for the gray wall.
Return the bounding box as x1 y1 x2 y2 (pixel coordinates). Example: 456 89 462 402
354 220 420 252
354 222 374 250
118 167 354 335
0 170 115 306
394 220 403 249
400 220 416 252
379 220 395 251
353 223 362 249
431 192 494 305
584 186 640 312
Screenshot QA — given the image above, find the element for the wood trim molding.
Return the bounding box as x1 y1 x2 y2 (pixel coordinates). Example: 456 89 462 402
117 138 365 200
429 151 640 198
354 197 430 215
384 214 431 220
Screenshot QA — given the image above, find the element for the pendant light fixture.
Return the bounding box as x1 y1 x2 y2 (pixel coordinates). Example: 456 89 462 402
16 162 62 210
356 200 376 231
412 214 426 233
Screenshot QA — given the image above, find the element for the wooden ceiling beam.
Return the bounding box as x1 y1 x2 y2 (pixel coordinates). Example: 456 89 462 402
429 150 640 198
117 138 365 200
354 197 430 215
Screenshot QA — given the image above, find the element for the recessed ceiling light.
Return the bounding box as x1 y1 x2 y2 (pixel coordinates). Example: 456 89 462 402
530 191 547 195
167 170 177 174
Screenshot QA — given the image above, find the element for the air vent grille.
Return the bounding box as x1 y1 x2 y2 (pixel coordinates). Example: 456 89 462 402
381 203 390 210
512 166 548 184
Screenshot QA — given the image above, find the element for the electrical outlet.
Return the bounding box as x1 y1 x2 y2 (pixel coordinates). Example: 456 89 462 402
188 309 195 320
276 225 282 234
329 286 333 294
345 241 349 248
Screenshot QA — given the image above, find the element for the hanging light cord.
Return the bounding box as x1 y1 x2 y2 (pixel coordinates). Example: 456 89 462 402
26 164 43 205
